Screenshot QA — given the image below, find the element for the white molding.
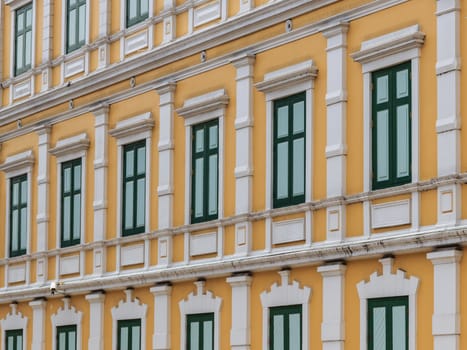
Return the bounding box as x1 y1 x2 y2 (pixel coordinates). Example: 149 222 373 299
29 299 46 350
150 284 172 350
226 274 252 349
272 218 305 245
357 257 419 350
12 78 32 100
51 298 83 350
0 149 34 176
0 303 27 350
64 56 86 79
85 292 105 350
111 289 148 350
121 243 145 266
318 263 346 350
157 235 173 267
190 232 217 256
7 263 26 283
437 184 460 226
177 89 228 224
260 270 311 350
371 199 411 229
50 133 90 162
179 280 222 350
427 248 462 350
257 60 316 210
35 126 50 259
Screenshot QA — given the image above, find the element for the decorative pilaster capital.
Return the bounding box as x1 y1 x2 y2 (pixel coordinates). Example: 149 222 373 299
85 291 106 303
427 248 462 265
317 262 347 277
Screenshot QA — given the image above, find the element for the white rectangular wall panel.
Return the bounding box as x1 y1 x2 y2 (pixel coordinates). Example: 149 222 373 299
64 56 85 78
194 1 220 27
190 232 217 256
125 30 148 55
60 254 80 275
272 218 305 245
13 79 31 100
121 243 145 266
8 263 26 283
371 199 411 229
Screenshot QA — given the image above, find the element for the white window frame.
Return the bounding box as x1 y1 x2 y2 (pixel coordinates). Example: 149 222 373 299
109 112 154 237
357 257 419 350
7 0 36 78
0 150 34 258
255 60 316 210
351 24 425 193
178 280 222 350
111 289 148 350
176 89 228 225
260 269 311 350
51 297 83 350
50 133 90 248
0 303 27 350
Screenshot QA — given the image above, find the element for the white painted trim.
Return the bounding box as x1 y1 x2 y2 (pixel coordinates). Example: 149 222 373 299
85 292 105 350
371 199 411 229
193 0 221 27
150 284 172 350
260 270 311 350
0 304 27 350
109 112 154 238
177 89 228 225
190 231 217 256
256 61 316 209
121 243 145 266
51 297 83 350
29 299 46 350
357 257 419 350
272 218 305 244
179 280 222 350
111 289 148 350
226 274 252 348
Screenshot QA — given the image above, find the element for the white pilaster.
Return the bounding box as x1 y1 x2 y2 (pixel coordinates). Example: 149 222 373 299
97 0 110 69
427 249 462 350
150 284 172 350
227 274 252 350
156 82 176 230
161 0 176 43
318 263 346 350
41 0 53 91
29 299 46 350
436 0 461 225
323 23 348 241
232 54 255 256
35 126 50 283
86 292 105 350
92 104 109 275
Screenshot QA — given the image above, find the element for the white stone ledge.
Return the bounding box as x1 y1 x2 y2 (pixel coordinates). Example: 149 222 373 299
436 117 461 133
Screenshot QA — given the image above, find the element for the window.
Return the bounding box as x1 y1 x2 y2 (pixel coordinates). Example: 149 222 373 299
126 0 148 27
10 174 27 257
122 141 146 236
66 0 86 53
368 296 408 350
269 305 301 350
14 3 33 76
186 313 214 350
5 329 22 350
372 62 411 189
57 325 77 350
117 319 141 350
191 120 218 223
273 92 306 208
61 159 82 247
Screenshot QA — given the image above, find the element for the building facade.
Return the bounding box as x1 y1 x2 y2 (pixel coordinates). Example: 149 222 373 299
0 0 465 349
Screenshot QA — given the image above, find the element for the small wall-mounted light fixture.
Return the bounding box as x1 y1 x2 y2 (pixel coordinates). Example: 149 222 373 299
17 119 22 128
200 50 207 62
69 100 74 109
130 76 136 88
285 19 293 33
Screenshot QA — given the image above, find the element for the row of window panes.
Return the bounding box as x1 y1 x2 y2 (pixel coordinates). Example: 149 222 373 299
12 0 148 76
4 62 412 255
3 296 406 350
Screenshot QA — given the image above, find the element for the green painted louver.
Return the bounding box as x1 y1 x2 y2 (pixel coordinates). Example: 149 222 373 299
10 174 27 257
372 62 411 190
191 120 218 223
368 296 408 350
14 4 32 76
6 329 22 350
269 304 302 350
61 158 82 247
186 313 214 350
57 325 77 350
66 0 86 53
122 140 146 236
126 0 149 27
117 319 141 350
273 92 306 208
